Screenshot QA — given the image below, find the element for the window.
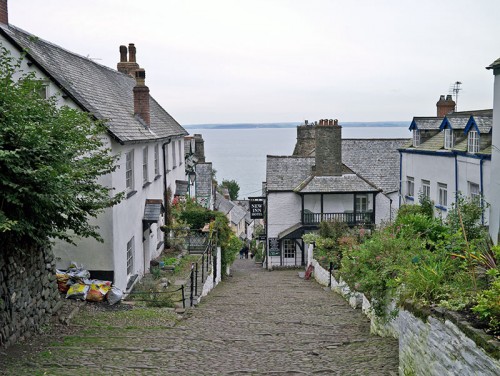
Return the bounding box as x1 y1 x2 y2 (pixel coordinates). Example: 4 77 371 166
154 144 160 176
126 237 134 276
468 131 479 153
406 177 415 198
355 194 368 212
438 183 447 208
178 140 182 166
421 180 430 198
36 80 49 99
283 239 295 259
469 182 480 201
444 129 454 149
142 147 148 184
125 151 134 191
157 224 164 248
172 141 177 168
413 130 420 147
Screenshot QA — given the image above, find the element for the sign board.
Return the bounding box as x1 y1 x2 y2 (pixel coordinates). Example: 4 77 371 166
258 234 267 241
249 199 265 219
268 237 281 257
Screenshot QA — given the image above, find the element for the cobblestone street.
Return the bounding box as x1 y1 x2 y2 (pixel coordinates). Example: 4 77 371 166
2 259 398 375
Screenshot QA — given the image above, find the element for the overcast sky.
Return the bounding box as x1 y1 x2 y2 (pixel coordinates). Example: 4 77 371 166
8 0 500 124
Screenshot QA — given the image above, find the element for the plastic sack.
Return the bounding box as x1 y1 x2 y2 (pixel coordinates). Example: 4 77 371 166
56 270 70 293
106 287 123 305
66 283 89 300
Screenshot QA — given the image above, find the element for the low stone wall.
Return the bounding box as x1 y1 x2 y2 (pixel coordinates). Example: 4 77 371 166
1 246 61 348
307 256 500 376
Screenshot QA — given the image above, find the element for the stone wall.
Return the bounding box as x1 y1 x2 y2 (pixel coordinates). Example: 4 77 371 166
0 246 60 348
307 256 500 375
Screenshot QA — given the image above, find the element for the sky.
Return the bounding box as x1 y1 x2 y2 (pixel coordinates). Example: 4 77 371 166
7 0 500 125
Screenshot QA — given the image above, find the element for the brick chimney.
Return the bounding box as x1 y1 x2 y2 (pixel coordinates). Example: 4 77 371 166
0 0 8 25
133 68 150 126
315 119 342 176
117 43 140 76
436 94 456 117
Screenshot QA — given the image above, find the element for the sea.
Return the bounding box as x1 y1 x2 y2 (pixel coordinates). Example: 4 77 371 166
185 122 410 199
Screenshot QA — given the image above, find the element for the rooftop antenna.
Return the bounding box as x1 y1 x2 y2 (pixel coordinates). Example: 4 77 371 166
451 81 462 111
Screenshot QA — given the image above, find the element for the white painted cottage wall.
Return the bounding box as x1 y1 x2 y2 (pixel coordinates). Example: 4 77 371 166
267 192 301 238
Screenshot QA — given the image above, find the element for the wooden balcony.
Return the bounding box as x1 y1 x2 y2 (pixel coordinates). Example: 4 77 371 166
302 211 375 226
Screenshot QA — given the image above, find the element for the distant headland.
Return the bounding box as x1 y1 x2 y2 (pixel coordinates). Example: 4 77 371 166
184 121 408 130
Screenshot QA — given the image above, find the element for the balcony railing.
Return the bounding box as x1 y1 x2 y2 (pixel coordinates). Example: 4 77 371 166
302 211 375 226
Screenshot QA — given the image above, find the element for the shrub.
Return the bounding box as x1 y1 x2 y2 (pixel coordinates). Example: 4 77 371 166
473 276 500 335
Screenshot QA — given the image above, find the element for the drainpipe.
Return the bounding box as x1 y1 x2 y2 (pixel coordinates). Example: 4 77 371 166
480 156 485 225
162 139 172 224
398 151 402 208
454 153 458 204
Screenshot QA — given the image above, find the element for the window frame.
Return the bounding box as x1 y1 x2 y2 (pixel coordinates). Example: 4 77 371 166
406 176 415 198
437 183 447 208
355 194 368 212
468 131 479 153
444 128 454 149
468 181 480 201
126 237 134 276
413 129 420 147
125 150 134 192
282 239 296 259
154 144 160 176
421 179 430 199
142 146 149 185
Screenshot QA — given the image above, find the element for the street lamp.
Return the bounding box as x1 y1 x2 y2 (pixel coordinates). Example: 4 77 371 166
188 170 196 197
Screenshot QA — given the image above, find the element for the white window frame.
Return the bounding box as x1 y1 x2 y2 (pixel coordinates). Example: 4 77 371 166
421 179 430 199
444 129 454 149
468 131 479 153
178 140 183 166
406 176 415 198
468 182 480 201
172 141 177 169
142 146 149 185
282 239 295 259
126 237 134 276
438 183 447 208
355 194 368 212
125 150 134 192
413 129 420 147
154 144 160 176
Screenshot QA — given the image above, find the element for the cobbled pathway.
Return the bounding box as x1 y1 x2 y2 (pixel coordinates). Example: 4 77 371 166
2 259 398 375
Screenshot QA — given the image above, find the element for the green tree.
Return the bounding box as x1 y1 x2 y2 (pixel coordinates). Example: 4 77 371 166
0 47 122 249
219 179 240 200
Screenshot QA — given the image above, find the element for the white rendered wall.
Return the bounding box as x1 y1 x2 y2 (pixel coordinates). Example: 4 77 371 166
267 192 301 238
490 69 500 244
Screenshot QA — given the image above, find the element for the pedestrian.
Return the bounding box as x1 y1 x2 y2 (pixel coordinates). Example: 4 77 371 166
244 245 249 259
239 247 245 259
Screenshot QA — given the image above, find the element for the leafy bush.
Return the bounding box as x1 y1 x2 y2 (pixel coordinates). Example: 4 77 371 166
473 276 500 335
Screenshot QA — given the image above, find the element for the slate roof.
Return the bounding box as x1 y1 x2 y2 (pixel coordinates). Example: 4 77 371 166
229 204 247 226
195 163 213 198
468 115 493 134
441 115 470 130
143 199 163 223
0 24 187 144
410 117 443 130
266 139 408 194
214 192 234 215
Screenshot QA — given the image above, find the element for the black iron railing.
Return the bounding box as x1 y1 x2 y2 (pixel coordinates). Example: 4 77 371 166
302 211 375 226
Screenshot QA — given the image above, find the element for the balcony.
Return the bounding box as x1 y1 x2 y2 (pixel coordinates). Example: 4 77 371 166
302 211 375 226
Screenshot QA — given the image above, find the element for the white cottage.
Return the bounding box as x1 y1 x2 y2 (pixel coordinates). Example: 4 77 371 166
400 97 492 224
265 119 408 269
0 18 188 291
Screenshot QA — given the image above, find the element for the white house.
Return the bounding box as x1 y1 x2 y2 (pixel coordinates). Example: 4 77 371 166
265 119 409 269
400 96 492 224
487 58 500 244
0 17 188 290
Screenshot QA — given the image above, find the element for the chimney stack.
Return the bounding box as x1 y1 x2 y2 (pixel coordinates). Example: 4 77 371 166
194 134 206 163
0 0 8 24
117 43 140 76
293 120 316 156
315 118 342 176
436 94 456 117
133 68 150 126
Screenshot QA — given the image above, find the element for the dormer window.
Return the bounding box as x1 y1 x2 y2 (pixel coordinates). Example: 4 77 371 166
413 130 420 147
468 131 479 153
444 129 454 149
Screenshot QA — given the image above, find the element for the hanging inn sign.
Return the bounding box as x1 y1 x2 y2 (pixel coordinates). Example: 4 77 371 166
249 197 265 219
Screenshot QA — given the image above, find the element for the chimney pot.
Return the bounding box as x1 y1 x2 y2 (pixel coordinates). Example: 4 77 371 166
446 94 453 101
128 43 137 63
440 95 445 101
119 45 127 62
0 0 8 24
